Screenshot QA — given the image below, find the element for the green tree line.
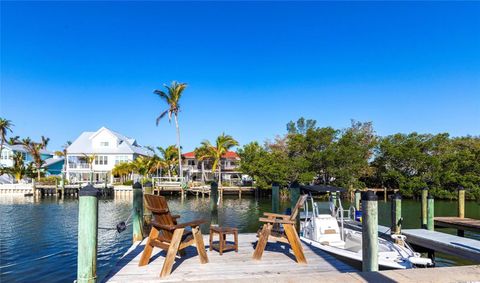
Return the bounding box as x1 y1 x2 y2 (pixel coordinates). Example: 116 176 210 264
238 117 480 200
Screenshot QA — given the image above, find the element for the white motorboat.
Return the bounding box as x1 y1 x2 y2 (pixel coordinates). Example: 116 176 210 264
299 193 433 269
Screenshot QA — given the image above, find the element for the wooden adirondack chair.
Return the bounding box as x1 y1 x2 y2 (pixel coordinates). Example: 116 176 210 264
252 194 308 264
138 194 209 278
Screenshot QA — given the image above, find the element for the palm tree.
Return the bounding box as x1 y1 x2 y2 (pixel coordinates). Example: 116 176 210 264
9 152 27 181
0 118 14 156
8 136 20 145
55 141 72 180
41 136 50 149
22 137 47 179
196 133 239 186
157 145 179 178
81 154 96 182
154 81 187 181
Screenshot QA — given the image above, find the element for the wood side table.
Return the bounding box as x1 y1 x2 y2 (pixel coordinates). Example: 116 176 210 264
209 226 238 255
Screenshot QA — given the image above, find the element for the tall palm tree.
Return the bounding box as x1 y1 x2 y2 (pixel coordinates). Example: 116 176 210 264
154 81 187 181
0 118 14 156
196 133 239 186
22 137 47 179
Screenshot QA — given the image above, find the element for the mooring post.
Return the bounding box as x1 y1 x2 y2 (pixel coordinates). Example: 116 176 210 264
272 182 280 213
383 187 387 202
132 182 144 242
290 181 300 230
457 186 465 236
391 192 402 235
143 181 153 229
77 184 99 283
421 187 428 229
210 181 219 226
458 186 465 218
60 173 65 198
354 189 361 212
362 190 378 272
427 194 434 231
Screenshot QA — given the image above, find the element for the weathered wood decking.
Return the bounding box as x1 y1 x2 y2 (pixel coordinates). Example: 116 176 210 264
104 233 357 282
104 232 480 282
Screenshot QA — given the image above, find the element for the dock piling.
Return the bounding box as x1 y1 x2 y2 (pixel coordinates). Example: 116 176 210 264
427 194 434 231
132 182 144 242
210 181 219 225
421 187 428 228
362 190 378 272
391 193 402 235
458 186 465 218
77 184 99 283
354 190 361 211
458 186 465 236
272 182 280 213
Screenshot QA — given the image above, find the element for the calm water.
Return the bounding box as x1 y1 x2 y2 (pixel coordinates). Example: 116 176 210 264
0 194 478 282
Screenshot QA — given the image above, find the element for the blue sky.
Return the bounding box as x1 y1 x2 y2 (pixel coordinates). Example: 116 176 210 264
1 2 479 152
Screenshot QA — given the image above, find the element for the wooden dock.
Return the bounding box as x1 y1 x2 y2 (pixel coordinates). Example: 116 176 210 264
401 229 480 262
104 233 480 282
104 233 356 282
435 217 480 234
344 220 480 263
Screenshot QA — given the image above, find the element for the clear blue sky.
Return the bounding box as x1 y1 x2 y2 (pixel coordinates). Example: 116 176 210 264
1 2 479 152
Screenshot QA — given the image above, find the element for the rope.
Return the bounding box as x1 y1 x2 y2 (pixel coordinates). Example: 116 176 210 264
97 211 133 233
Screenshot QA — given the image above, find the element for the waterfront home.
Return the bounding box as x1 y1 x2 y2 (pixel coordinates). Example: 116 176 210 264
182 151 246 185
65 127 153 184
0 144 53 168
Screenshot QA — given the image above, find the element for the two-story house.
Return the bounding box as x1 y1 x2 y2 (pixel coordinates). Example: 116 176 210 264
182 151 243 185
66 127 152 184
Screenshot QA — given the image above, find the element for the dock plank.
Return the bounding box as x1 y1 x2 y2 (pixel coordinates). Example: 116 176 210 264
402 229 480 262
104 233 356 282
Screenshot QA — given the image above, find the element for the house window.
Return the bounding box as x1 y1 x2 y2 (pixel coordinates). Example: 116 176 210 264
100 142 109 147
95 155 108 165
115 155 129 164
187 160 195 166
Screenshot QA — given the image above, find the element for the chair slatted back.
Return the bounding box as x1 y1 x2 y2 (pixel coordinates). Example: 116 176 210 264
144 194 175 240
289 194 308 221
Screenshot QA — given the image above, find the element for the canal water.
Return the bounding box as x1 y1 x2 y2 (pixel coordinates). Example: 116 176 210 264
0 194 478 282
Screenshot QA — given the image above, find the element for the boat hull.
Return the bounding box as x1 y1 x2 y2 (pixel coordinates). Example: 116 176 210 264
300 236 410 270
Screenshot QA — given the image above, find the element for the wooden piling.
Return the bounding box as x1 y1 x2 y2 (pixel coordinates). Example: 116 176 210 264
272 182 280 213
421 187 428 229
391 193 402 235
132 182 144 242
458 186 465 236
383 187 387 202
458 186 465 219
210 181 219 226
427 194 434 231
354 190 361 211
77 184 99 283
362 190 378 272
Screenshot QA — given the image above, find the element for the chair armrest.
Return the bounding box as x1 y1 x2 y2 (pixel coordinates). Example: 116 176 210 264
152 219 207 231
171 214 181 219
259 217 296 224
263 212 290 219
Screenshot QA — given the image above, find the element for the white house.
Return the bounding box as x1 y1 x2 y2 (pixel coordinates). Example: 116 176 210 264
66 127 153 184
